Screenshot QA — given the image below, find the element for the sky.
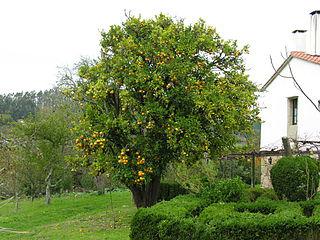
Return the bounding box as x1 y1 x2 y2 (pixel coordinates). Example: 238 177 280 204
0 0 319 94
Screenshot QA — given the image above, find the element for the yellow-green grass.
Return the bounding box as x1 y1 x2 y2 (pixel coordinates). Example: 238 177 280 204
0 190 136 239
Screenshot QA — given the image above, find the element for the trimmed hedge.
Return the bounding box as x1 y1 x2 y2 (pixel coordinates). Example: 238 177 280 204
243 186 278 202
130 195 203 240
270 156 319 201
234 200 277 214
131 195 320 240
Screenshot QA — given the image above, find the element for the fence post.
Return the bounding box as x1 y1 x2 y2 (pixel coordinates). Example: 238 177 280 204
282 137 292 156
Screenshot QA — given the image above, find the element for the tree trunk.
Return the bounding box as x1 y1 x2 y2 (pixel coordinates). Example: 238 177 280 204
15 190 19 212
45 168 53 205
129 175 161 208
45 182 51 205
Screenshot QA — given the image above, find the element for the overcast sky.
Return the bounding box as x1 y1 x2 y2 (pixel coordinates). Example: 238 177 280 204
0 0 319 94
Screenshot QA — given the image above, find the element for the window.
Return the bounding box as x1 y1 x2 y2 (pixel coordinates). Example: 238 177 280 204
291 98 298 125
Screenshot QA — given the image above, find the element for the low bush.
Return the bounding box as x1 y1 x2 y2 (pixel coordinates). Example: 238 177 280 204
130 195 202 240
163 160 217 194
156 201 318 240
258 188 278 201
299 199 320 217
199 177 246 204
234 201 277 214
243 187 278 202
270 156 319 201
131 194 320 240
157 182 188 202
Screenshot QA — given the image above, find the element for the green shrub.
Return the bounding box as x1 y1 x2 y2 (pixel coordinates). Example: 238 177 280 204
157 182 188 202
234 201 277 214
158 218 201 240
163 160 217 194
242 187 265 202
217 157 261 185
270 156 319 201
131 195 320 240
199 177 246 204
130 195 202 240
299 199 320 217
258 188 278 201
242 187 278 202
197 203 235 225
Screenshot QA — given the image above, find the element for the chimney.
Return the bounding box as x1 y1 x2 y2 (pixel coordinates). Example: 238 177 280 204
292 30 307 52
307 10 320 55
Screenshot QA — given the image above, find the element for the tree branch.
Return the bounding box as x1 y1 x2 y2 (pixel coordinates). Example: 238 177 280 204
269 55 292 79
270 51 320 113
287 62 320 112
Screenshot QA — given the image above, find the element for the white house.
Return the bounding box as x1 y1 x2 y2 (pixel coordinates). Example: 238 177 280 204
259 10 320 150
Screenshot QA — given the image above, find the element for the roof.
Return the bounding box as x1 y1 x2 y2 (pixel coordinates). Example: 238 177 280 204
291 51 320 65
261 51 320 91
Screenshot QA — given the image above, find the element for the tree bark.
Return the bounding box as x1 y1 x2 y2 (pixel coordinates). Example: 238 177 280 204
129 175 161 208
45 183 51 205
45 168 53 205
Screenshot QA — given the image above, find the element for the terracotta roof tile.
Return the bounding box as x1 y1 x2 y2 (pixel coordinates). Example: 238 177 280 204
291 51 320 65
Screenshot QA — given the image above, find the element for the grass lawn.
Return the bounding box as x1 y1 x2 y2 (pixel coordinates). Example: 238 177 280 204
0 190 136 239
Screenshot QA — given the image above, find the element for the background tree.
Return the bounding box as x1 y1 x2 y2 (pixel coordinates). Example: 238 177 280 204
65 14 258 208
14 106 74 204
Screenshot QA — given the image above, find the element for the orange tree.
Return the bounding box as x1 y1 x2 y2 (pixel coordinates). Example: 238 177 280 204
66 14 258 208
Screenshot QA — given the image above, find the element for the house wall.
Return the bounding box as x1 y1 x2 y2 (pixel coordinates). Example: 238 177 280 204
260 155 282 188
259 58 320 149
260 153 319 188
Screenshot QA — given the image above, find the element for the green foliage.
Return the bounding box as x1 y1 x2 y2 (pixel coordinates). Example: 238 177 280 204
12 106 75 198
157 182 188 201
242 187 278 202
270 156 319 201
0 89 67 123
164 160 217 193
234 200 277 214
0 114 13 125
299 199 320 217
131 195 320 240
0 88 108 199
217 157 261 185
199 177 246 204
130 195 202 240
158 218 201 240
66 14 258 193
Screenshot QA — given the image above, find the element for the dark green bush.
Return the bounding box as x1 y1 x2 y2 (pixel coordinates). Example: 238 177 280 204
199 177 246 204
299 199 320 217
130 195 202 240
158 218 202 240
242 187 265 202
157 182 188 202
270 156 319 201
258 188 278 201
234 201 277 214
135 201 320 240
242 187 278 202
217 157 261 185
131 194 320 240
144 201 320 240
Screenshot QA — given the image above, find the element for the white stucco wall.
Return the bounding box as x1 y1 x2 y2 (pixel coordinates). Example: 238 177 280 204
259 58 320 150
